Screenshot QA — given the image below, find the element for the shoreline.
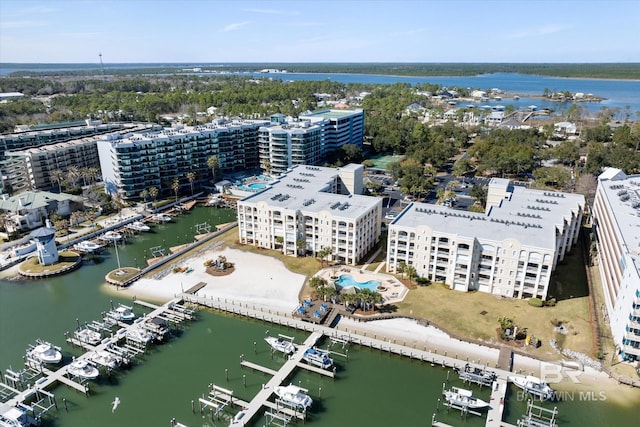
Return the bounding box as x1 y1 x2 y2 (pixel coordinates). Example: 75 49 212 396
104 245 639 400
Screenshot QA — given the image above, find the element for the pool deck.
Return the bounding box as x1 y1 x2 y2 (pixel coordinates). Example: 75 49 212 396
316 266 408 304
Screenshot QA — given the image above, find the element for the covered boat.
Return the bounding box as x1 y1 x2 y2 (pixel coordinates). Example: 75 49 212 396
86 350 122 369
106 305 136 322
273 384 313 410
302 347 334 370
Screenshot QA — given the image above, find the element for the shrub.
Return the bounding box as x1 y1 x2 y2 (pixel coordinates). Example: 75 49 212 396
546 298 557 307
528 297 543 307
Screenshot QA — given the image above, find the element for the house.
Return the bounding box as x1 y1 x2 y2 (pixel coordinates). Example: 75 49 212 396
0 191 84 234
554 121 578 136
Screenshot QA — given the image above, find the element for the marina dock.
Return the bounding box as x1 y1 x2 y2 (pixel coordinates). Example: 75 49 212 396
1 298 195 419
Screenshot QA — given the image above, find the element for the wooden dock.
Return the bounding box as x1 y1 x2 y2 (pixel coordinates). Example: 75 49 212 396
486 378 509 427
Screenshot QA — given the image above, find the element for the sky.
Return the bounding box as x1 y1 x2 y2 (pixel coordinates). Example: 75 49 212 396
1 0 639 64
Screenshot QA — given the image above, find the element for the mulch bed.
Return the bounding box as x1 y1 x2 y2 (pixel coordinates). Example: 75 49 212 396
205 266 235 277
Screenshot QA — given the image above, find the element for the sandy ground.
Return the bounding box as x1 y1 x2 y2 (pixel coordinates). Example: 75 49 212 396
90 246 640 399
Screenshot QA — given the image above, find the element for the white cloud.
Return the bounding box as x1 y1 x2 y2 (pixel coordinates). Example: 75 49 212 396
0 20 42 29
220 21 251 32
508 25 569 39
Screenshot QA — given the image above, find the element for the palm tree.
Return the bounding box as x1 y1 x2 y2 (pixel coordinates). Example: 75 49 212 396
50 169 65 193
397 261 407 279
186 171 196 195
207 155 219 184
296 237 306 256
318 246 333 267
67 166 80 189
149 186 159 205
171 177 180 202
405 264 417 284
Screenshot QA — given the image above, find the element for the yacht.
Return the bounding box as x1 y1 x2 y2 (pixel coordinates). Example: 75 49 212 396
74 327 102 345
302 347 334 370
443 386 490 410
126 221 150 232
273 384 313 410
73 240 104 253
106 305 136 322
67 359 99 380
151 213 172 223
99 231 122 242
86 350 122 369
455 363 497 386
511 375 556 401
265 336 296 355
27 341 62 365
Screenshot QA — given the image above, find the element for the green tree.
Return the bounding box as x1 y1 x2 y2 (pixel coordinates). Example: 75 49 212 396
186 171 196 195
149 186 159 204
171 178 180 201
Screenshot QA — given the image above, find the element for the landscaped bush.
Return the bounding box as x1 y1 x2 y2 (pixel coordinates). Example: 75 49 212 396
528 297 544 307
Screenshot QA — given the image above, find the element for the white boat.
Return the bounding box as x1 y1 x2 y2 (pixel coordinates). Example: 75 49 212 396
99 231 122 242
126 221 150 232
106 305 136 322
126 325 154 344
0 405 31 427
151 213 172 223
86 350 121 369
27 342 62 364
302 347 334 370
443 386 490 410
206 195 222 207
273 384 313 410
73 240 104 253
455 363 497 386
67 359 99 380
265 336 296 355
74 327 102 345
511 375 556 400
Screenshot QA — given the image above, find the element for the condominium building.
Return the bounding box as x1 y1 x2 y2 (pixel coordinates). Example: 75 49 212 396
387 178 585 300
592 168 640 362
97 119 269 200
258 114 323 176
258 110 364 176
299 108 364 153
0 121 146 193
237 164 381 265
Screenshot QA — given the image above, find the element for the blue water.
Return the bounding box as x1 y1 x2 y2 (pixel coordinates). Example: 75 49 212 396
1 64 639 114
334 274 381 292
248 182 267 189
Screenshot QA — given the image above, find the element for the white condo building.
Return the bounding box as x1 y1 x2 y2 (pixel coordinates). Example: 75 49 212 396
387 178 585 300
592 168 640 362
237 164 381 265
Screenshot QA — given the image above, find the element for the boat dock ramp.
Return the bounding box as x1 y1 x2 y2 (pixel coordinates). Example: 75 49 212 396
0 298 195 425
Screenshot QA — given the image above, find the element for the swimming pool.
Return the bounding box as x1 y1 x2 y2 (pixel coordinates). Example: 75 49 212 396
247 182 267 189
334 274 381 292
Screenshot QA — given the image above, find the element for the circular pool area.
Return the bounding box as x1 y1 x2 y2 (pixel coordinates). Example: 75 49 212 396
334 274 381 292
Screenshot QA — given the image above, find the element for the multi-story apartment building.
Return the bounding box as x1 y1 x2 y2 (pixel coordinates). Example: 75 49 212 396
258 114 324 176
387 178 585 300
0 121 145 193
97 119 269 200
592 168 640 362
237 164 381 265
299 108 364 153
258 110 364 175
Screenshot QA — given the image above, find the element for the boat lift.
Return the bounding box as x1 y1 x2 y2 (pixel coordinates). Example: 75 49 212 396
439 383 483 418
265 409 292 426
518 400 558 427
198 384 234 419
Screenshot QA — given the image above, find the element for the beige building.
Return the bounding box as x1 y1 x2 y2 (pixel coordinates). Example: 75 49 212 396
592 168 640 362
387 179 585 300
237 164 381 265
